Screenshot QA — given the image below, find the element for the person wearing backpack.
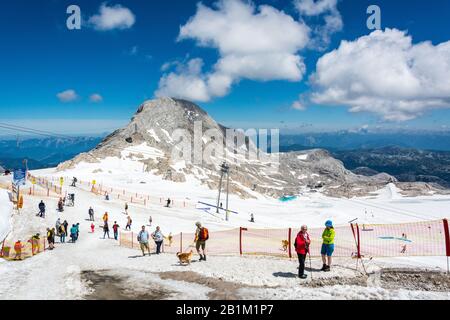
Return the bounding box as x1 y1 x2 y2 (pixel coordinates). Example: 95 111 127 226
194 222 209 261
138 226 151 256
112 221 120 240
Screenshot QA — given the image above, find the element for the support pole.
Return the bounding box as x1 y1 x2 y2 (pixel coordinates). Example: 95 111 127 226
180 232 183 253
443 219 450 274
239 227 246 255
225 172 230 221
216 171 224 213
288 228 292 259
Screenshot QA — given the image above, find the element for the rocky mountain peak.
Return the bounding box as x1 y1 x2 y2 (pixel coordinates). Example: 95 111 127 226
57 97 403 199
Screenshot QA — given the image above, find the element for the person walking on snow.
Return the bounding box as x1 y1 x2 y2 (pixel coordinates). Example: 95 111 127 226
137 226 151 256
14 240 24 260
124 203 129 214
321 220 335 272
55 218 61 232
30 233 40 255
113 221 120 240
151 226 164 255
294 225 311 279
38 200 46 218
166 198 171 208
91 223 95 233
149 216 152 227
126 215 132 231
88 207 94 221
59 224 66 243
58 198 64 212
47 228 55 249
63 220 69 238
103 221 110 239
194 222 209 261
70 225 78 243
75 223 80 240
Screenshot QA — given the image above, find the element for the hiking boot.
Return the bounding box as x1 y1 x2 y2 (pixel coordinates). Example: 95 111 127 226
320 264 327 271
299 274 308 279
323 265 331 272
203 255 207 261
199 255 204 261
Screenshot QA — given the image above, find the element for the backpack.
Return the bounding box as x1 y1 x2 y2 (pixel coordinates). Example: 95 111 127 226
199 227 209 241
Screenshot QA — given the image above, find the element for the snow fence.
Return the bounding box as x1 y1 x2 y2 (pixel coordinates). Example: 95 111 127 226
1 237 47 261
47 176 195 209
119 219 450 259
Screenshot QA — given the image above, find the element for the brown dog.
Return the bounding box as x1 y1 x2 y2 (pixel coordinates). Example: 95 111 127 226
176 250 193 265
281 240 289 252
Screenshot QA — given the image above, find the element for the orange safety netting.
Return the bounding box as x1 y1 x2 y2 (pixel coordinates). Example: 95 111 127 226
1 237 48 261
46 176 195 209
119 219 450 259
357 220 448 258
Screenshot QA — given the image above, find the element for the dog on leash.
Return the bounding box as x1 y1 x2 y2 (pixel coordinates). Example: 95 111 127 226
176 250 193 265
281 240 289 252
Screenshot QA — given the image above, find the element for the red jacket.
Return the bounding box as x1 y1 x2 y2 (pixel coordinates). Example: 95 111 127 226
294 232 311 254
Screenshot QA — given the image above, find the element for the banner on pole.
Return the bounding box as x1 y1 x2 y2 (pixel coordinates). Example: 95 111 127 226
13 168 26 186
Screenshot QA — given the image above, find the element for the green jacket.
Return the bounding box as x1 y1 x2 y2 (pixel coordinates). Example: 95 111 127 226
322 228 335 245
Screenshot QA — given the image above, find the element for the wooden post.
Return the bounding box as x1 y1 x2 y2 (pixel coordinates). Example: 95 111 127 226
239 227 248 255
131 232 134 249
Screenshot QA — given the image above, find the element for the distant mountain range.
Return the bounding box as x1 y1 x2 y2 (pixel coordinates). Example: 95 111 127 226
0 137 103 170
2 124 450 190
332 146 450 188
279 131 450 151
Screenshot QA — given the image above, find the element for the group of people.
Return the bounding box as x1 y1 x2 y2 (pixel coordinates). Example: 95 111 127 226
28 192 335 281
54 218 80 244
137 225 167 256
294 220 335 279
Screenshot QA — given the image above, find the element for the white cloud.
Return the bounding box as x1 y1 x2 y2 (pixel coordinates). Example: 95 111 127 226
295 0 338 16
310 29 450 121
294 0 343 50
292 101 306 111
57 89 78 103
88 3 135 31
291 94 307 111
90 93 103 103
155 58 211 102
155 0 310 102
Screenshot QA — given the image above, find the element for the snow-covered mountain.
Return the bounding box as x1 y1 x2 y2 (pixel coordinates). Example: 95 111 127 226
57 97 414 199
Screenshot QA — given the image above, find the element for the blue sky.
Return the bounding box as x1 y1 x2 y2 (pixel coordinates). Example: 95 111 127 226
0 0 450 135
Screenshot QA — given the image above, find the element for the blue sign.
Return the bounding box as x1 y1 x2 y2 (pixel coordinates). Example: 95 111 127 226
13 168 26 186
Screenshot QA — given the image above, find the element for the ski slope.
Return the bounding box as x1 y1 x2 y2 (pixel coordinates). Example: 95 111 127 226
0 165 450 300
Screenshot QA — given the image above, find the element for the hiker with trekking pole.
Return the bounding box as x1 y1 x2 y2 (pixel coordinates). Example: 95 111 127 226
294 225 311 279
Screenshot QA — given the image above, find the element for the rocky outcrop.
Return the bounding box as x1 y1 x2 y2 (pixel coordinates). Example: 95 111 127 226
58 97 402 198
